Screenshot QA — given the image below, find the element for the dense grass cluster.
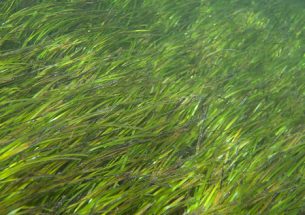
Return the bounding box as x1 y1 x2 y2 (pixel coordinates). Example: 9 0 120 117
1 0 305 214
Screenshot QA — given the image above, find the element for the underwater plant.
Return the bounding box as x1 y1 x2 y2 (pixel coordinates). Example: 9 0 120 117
0 0 305 214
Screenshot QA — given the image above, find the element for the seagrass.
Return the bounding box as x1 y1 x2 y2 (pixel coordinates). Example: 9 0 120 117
0 0 305 214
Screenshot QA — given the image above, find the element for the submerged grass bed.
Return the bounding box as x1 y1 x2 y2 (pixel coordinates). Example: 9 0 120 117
0 0 305 214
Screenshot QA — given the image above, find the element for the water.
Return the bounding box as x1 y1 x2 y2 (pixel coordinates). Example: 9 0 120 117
0 0 304 214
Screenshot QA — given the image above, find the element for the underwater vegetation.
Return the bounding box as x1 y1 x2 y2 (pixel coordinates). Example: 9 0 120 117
0 0 305 214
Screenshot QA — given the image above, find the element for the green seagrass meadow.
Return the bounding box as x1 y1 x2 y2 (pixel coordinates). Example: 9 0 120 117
1 0 305 214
